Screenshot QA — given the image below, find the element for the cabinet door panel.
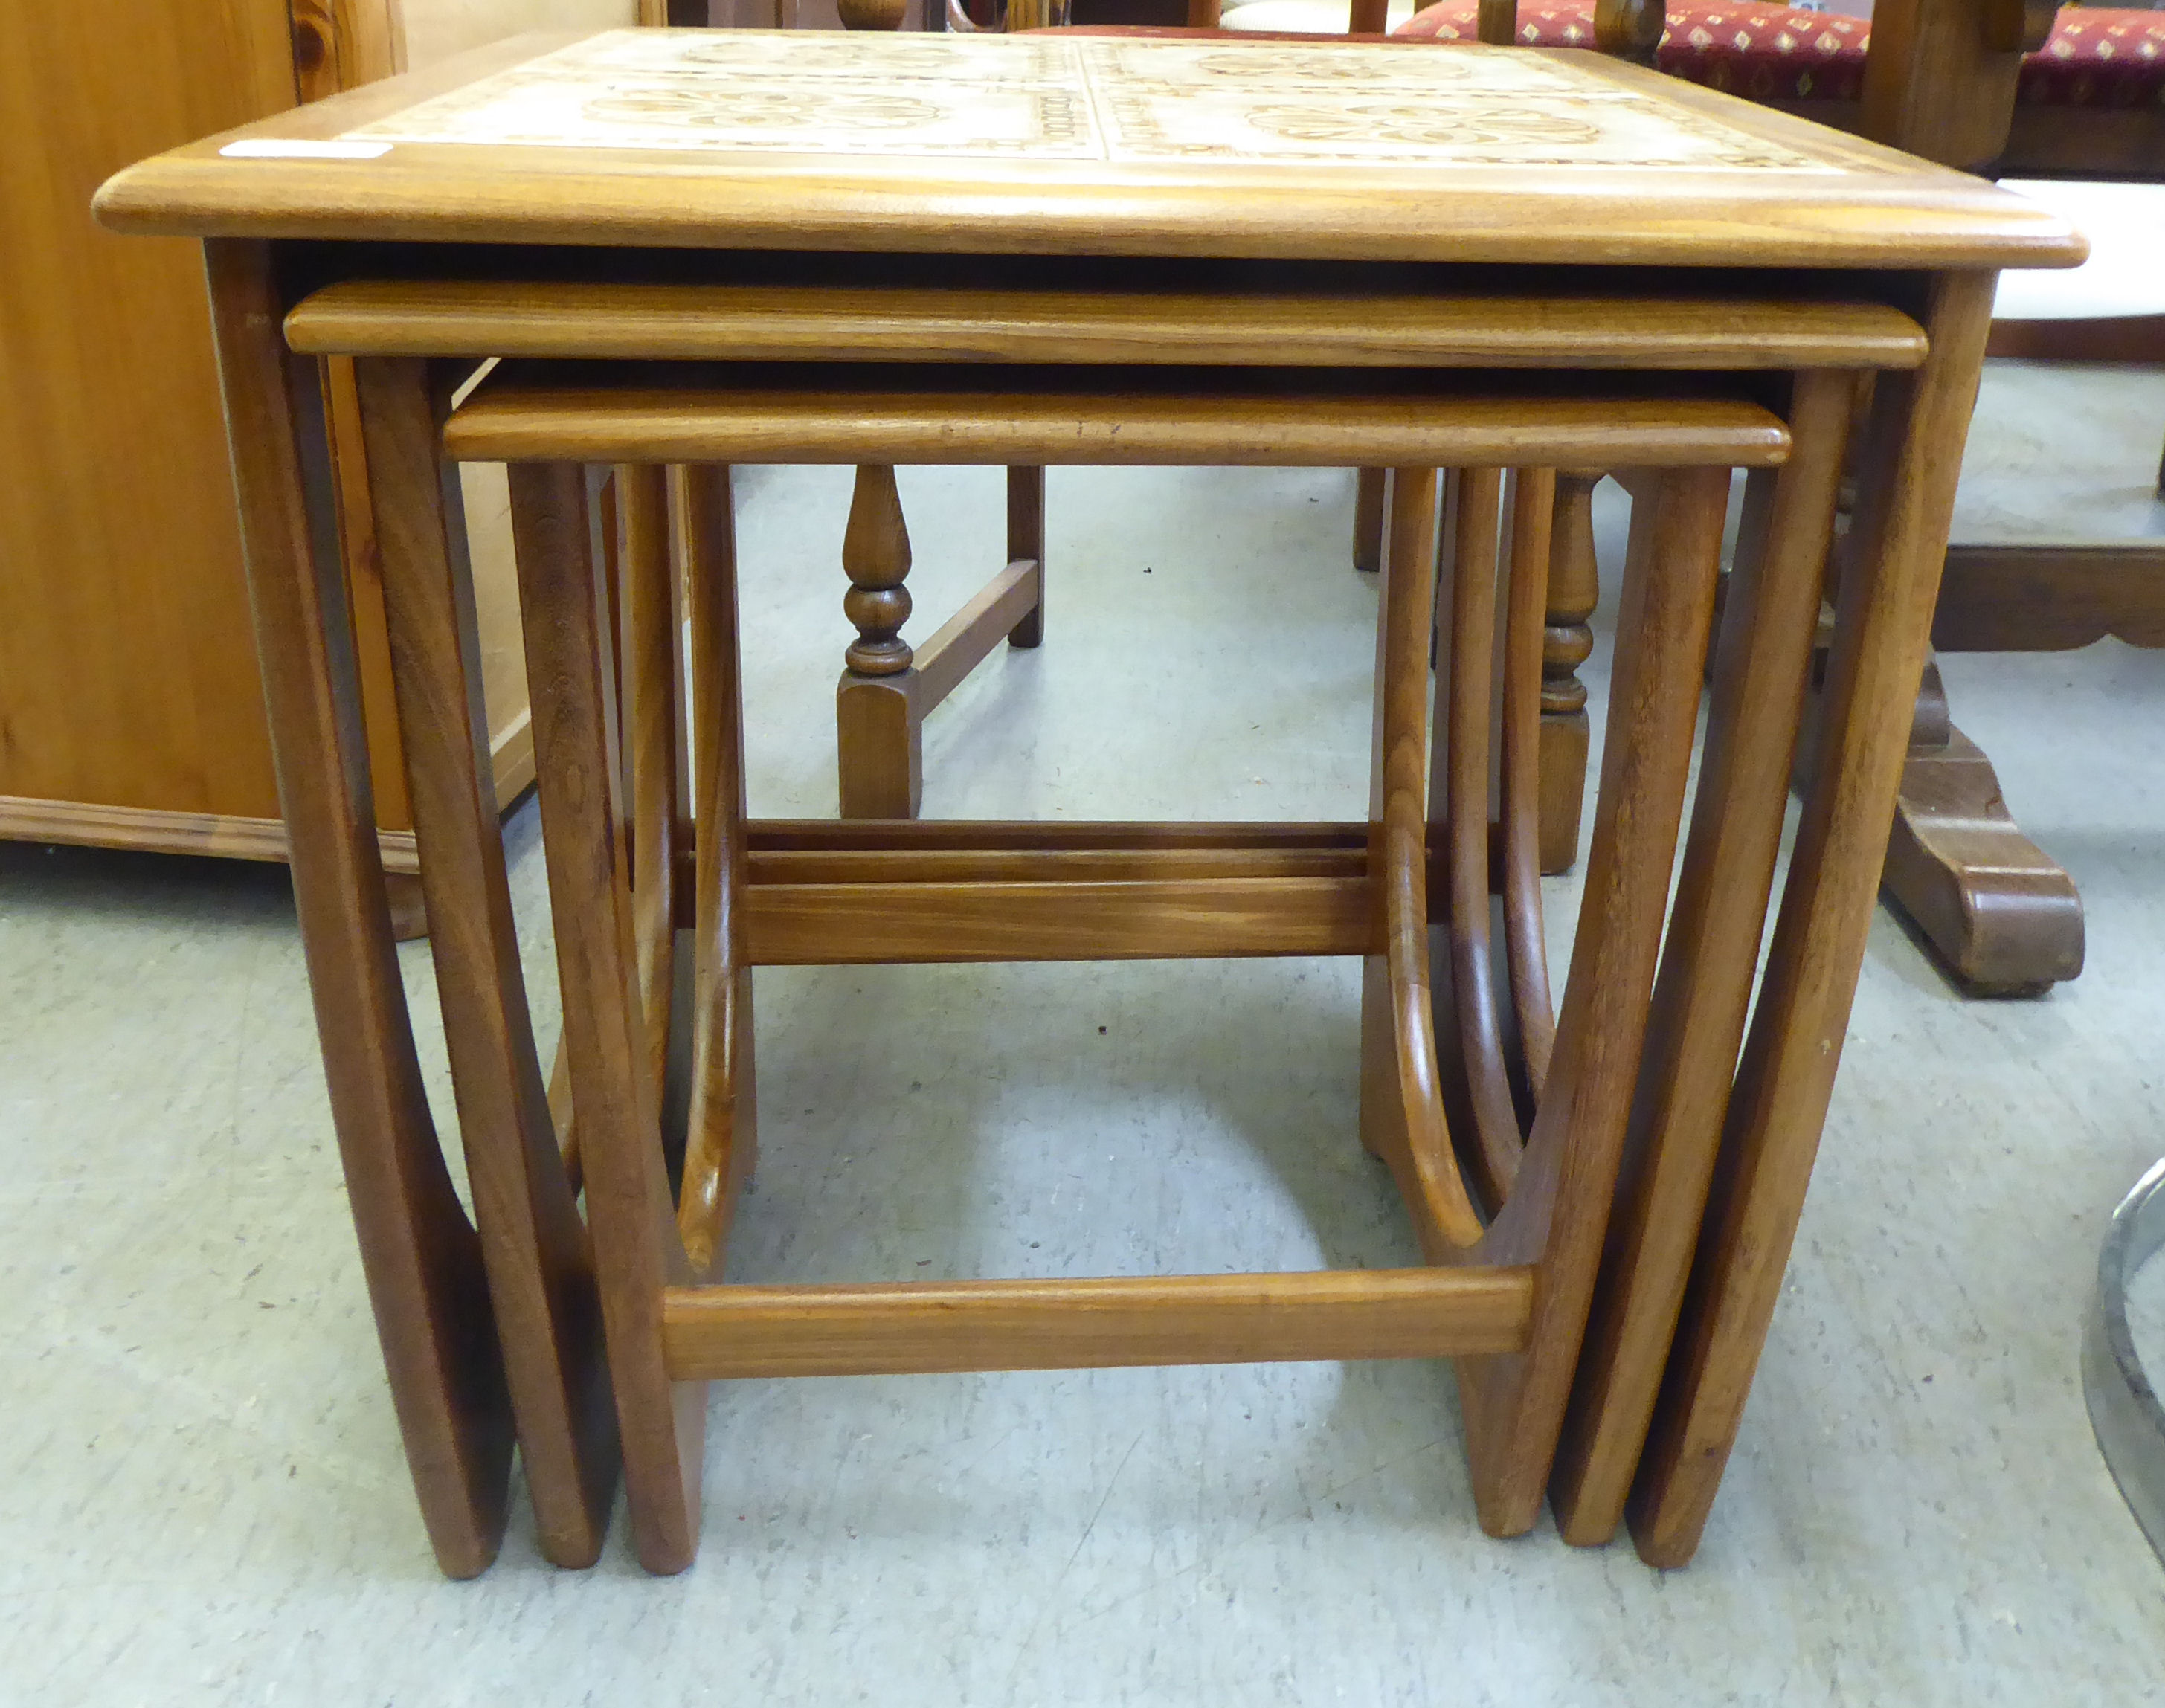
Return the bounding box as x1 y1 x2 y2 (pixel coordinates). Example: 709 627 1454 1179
0 2 303 819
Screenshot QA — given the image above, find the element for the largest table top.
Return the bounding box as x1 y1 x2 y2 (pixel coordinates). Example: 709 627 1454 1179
94 30 2082 271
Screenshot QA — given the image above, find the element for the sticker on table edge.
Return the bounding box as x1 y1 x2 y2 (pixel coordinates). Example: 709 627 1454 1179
219 139 395 160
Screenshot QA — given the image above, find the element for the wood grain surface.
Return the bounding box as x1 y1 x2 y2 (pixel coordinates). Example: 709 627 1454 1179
356 354 619 1568
285 279 1931 371
1548 371 1851 1547
202 239 512 1578
93 33 2083 270
660 1268 1535 1378
443 366 1792 468
1627 273 2001 1569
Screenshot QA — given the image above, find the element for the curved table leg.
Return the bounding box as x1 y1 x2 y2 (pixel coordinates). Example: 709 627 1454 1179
513 459 707 1576
1551 370 1852 1546
1538 471 1602 874
1458 464 1728 1539
678 465 759 1280
620 465 681 1106
1359 460 1724 1541
1439 468 1526 1214
1628 271 2001 1569
362 357 620 1569
1353 466 1387 573
1499 468 1559 1106
204 240 512 1578
1361 465 1486 1257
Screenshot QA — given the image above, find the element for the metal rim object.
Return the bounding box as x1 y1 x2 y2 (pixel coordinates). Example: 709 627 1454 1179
2082 1155 2165 1564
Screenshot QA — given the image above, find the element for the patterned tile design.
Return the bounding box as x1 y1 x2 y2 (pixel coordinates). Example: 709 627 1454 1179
349 30 1100 158
344 29 1850 172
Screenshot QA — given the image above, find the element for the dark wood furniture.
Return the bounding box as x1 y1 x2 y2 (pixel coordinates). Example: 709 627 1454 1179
1887 0 2165 995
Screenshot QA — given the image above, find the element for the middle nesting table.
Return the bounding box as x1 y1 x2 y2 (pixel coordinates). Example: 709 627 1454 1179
293 267 1908 1573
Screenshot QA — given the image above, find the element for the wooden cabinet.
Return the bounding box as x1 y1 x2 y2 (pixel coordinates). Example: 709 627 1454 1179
0 0 534 921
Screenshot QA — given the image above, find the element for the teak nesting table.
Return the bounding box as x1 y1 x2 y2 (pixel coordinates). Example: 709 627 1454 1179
94 30 2081 1579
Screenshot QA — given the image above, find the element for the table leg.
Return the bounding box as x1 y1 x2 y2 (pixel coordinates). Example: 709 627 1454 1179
356 357 620 1568
201 240 512 1578
1360 461 1726 1538
1499 467 1559 1103
1360 466 1484 1249
1627 271 2000 1568
1438 467 1522 1215
1538 470 1602 875
1454 464 1728 1538
512 460 707 1576
678 464 759 1280
617 464 681 1106
1548 370 1853 1547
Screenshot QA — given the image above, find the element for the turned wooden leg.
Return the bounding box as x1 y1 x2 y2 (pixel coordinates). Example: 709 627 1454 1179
1539 470 1601 874
836 463 921 819
1353 466 1387 572
1876 657 2084 995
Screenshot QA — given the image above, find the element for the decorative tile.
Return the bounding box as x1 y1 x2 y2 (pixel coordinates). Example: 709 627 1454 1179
344 28 1846 172
1080 36 1839 168
347 30 1102 158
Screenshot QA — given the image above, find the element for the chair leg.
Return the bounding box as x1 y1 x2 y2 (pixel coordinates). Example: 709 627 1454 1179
1538 471 1601 874
1876 657 2085 995
837 463 922 819
835 464 1049 817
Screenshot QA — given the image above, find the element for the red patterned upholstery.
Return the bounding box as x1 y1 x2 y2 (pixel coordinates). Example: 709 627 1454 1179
2020 8 2165 107
1395 0 2165 109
